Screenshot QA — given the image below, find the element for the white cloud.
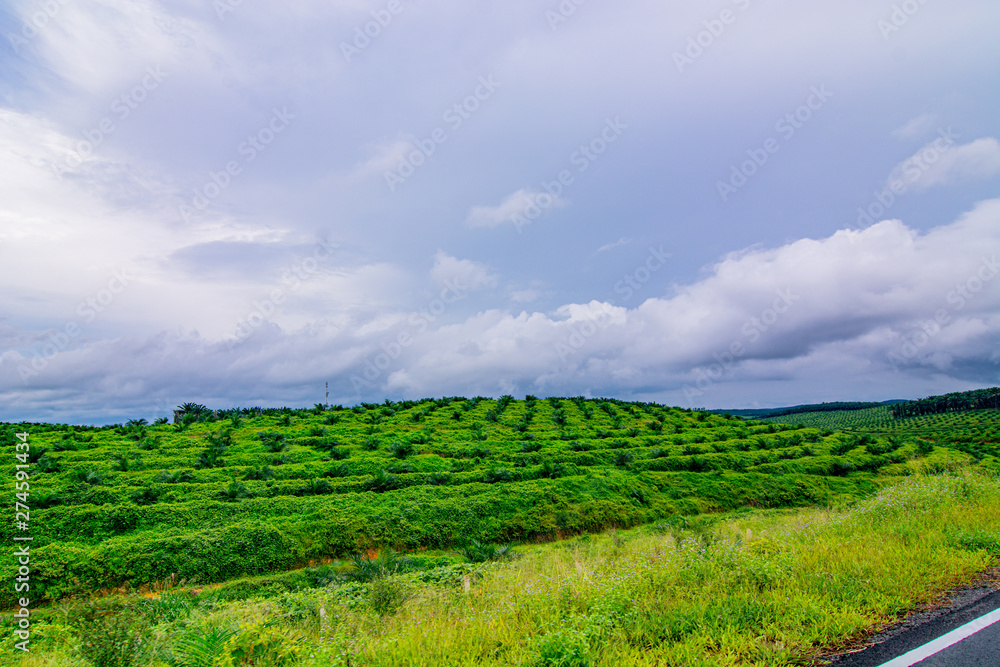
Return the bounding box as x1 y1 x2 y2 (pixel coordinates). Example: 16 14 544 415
887 136 1000 192
429 251 498 292
359 199 1000 400
3 0 1000 421
0 108 417 343
349 135 416 180
14 0 228 101
892 113 938 141
466 188 566 228
6 199 996 420
597 237 632 253
509 288 542 303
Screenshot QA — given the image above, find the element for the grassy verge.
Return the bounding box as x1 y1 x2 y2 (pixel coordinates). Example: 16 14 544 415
4 472 999 666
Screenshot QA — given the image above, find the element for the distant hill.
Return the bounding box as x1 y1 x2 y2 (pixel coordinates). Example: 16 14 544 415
716 387 1000 421
710 400 904 420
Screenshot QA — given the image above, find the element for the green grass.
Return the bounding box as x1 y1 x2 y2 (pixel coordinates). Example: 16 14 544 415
3 398 998 665
761 407 1000 465
4 398 959 607
3 472 998 666
761 405 1000 436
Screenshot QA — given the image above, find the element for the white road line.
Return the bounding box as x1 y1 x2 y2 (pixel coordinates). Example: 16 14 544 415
876 606 1000 667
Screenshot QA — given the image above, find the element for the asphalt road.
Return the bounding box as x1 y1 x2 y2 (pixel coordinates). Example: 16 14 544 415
834 588 1000 666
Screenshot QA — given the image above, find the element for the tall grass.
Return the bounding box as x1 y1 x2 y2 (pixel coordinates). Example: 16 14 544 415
299 472 998 666
5 473 997 666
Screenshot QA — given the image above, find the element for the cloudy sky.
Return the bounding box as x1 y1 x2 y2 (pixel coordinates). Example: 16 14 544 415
1 0 999 424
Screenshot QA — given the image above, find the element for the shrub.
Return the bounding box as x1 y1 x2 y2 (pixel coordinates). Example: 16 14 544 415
367 577 410 616
301 478 332 495
530 625 594 667
171 626 237 667
158 470 194 484
326 447 350 460
865 440 892 455
613 452 633 468
72 468 104 485
539 461 566 479
137 436 161 451
830 461 855 476
114 454 137 472
465 446 492 459
410 432 432 445
219 479 252 502
131 486 160 506
70 598 151 667
323 463 350 478
687 456 708 472
457 539 515 563
244 465 275 481
426 472 450 485
258 431 287 453
345 550 411 582
483 468 514 484
389 440 416 459
195 449 225 469
35 455 60 473
369 470 399 492
215 622 303 667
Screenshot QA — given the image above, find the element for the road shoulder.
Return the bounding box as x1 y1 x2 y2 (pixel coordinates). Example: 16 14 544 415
818 563 1000 666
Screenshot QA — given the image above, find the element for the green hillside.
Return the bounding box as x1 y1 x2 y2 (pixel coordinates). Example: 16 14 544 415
3 396 998 666
0 396 963 606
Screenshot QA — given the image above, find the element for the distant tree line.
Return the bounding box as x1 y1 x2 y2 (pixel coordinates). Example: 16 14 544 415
718 401 892 419
763 402 893 418
891 387 1000 418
